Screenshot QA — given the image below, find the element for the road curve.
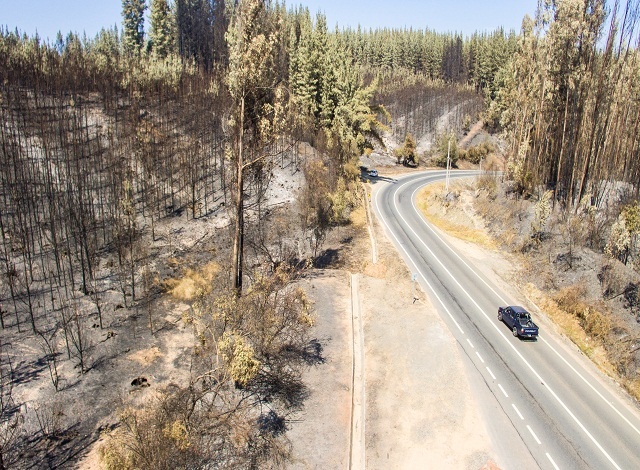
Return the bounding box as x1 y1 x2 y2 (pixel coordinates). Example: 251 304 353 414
373 170 640 470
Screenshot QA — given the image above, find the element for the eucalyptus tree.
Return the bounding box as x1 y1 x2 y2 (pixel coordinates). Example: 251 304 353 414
226 0 287 292
494 0 640 208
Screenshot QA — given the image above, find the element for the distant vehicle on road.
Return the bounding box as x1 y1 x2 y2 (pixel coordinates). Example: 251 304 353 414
498 306 539 338
369 169 378 177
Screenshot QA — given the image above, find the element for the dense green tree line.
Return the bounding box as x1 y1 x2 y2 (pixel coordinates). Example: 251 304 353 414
338 26 518 94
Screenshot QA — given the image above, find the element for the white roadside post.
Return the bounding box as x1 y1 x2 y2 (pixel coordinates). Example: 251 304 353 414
412 272 418 303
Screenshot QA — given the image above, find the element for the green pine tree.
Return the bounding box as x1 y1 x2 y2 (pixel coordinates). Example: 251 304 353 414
122 0 147 55
150 0 175 58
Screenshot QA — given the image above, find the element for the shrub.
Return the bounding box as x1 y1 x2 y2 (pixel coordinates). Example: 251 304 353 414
394 134 417 166
531 190 553 240
605 215 630 264
461 141 496 164
554 285 611 341
476 173 498 199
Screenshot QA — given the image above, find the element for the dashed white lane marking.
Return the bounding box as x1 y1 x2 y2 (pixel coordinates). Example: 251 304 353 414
546 453 560 470
486 367 496 380
499 384 509 398
512 403 524 420
467 338 474 348
476 351 484 363
528 425 541 445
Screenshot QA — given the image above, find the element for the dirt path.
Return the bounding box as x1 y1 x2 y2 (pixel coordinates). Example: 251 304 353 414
287 271 353 469
459 120 485 148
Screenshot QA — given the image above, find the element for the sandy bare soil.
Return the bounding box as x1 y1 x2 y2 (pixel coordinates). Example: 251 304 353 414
286 171 498 469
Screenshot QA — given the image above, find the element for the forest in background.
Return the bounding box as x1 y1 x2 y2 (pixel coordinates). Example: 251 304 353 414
1 0 640 468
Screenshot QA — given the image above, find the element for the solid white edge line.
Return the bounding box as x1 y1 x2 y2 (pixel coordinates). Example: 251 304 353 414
540 335 640 438
527 425 542 445
487 367 496 380
410 174 640 440
375 172 622 470
373 176 464 335
499 384 509 398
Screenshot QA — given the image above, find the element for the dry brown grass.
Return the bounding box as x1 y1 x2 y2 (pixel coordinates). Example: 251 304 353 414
350 205 367 229
626 378 640 401
164 261 219 301
363 261 387 279
553 285 612 342
416 184 495 249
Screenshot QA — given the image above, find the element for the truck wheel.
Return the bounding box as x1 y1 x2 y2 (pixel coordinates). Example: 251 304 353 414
512 326 519 337
498 312 503 321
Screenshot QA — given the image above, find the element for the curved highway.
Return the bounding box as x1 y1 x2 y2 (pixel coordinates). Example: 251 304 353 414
373 170 640 470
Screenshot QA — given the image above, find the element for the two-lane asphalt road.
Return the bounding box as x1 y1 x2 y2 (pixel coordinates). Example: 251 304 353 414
373 170 640 469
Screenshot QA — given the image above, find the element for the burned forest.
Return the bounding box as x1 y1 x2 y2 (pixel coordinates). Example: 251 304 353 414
4 0 640 468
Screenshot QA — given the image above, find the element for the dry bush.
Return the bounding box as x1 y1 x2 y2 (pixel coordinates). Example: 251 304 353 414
553 285 611 342
100 387 293 470
626 378 640 401
247 210 302 271
162 266 315 466
461 141 495 164
164 262 219 301
475 173 498 200
350 205 367 229
31 399 65 439
102 263 315 469
608 334 640 403
100 394 210 470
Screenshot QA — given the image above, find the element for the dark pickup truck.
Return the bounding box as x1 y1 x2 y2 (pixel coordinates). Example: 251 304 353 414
498 306 539 338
